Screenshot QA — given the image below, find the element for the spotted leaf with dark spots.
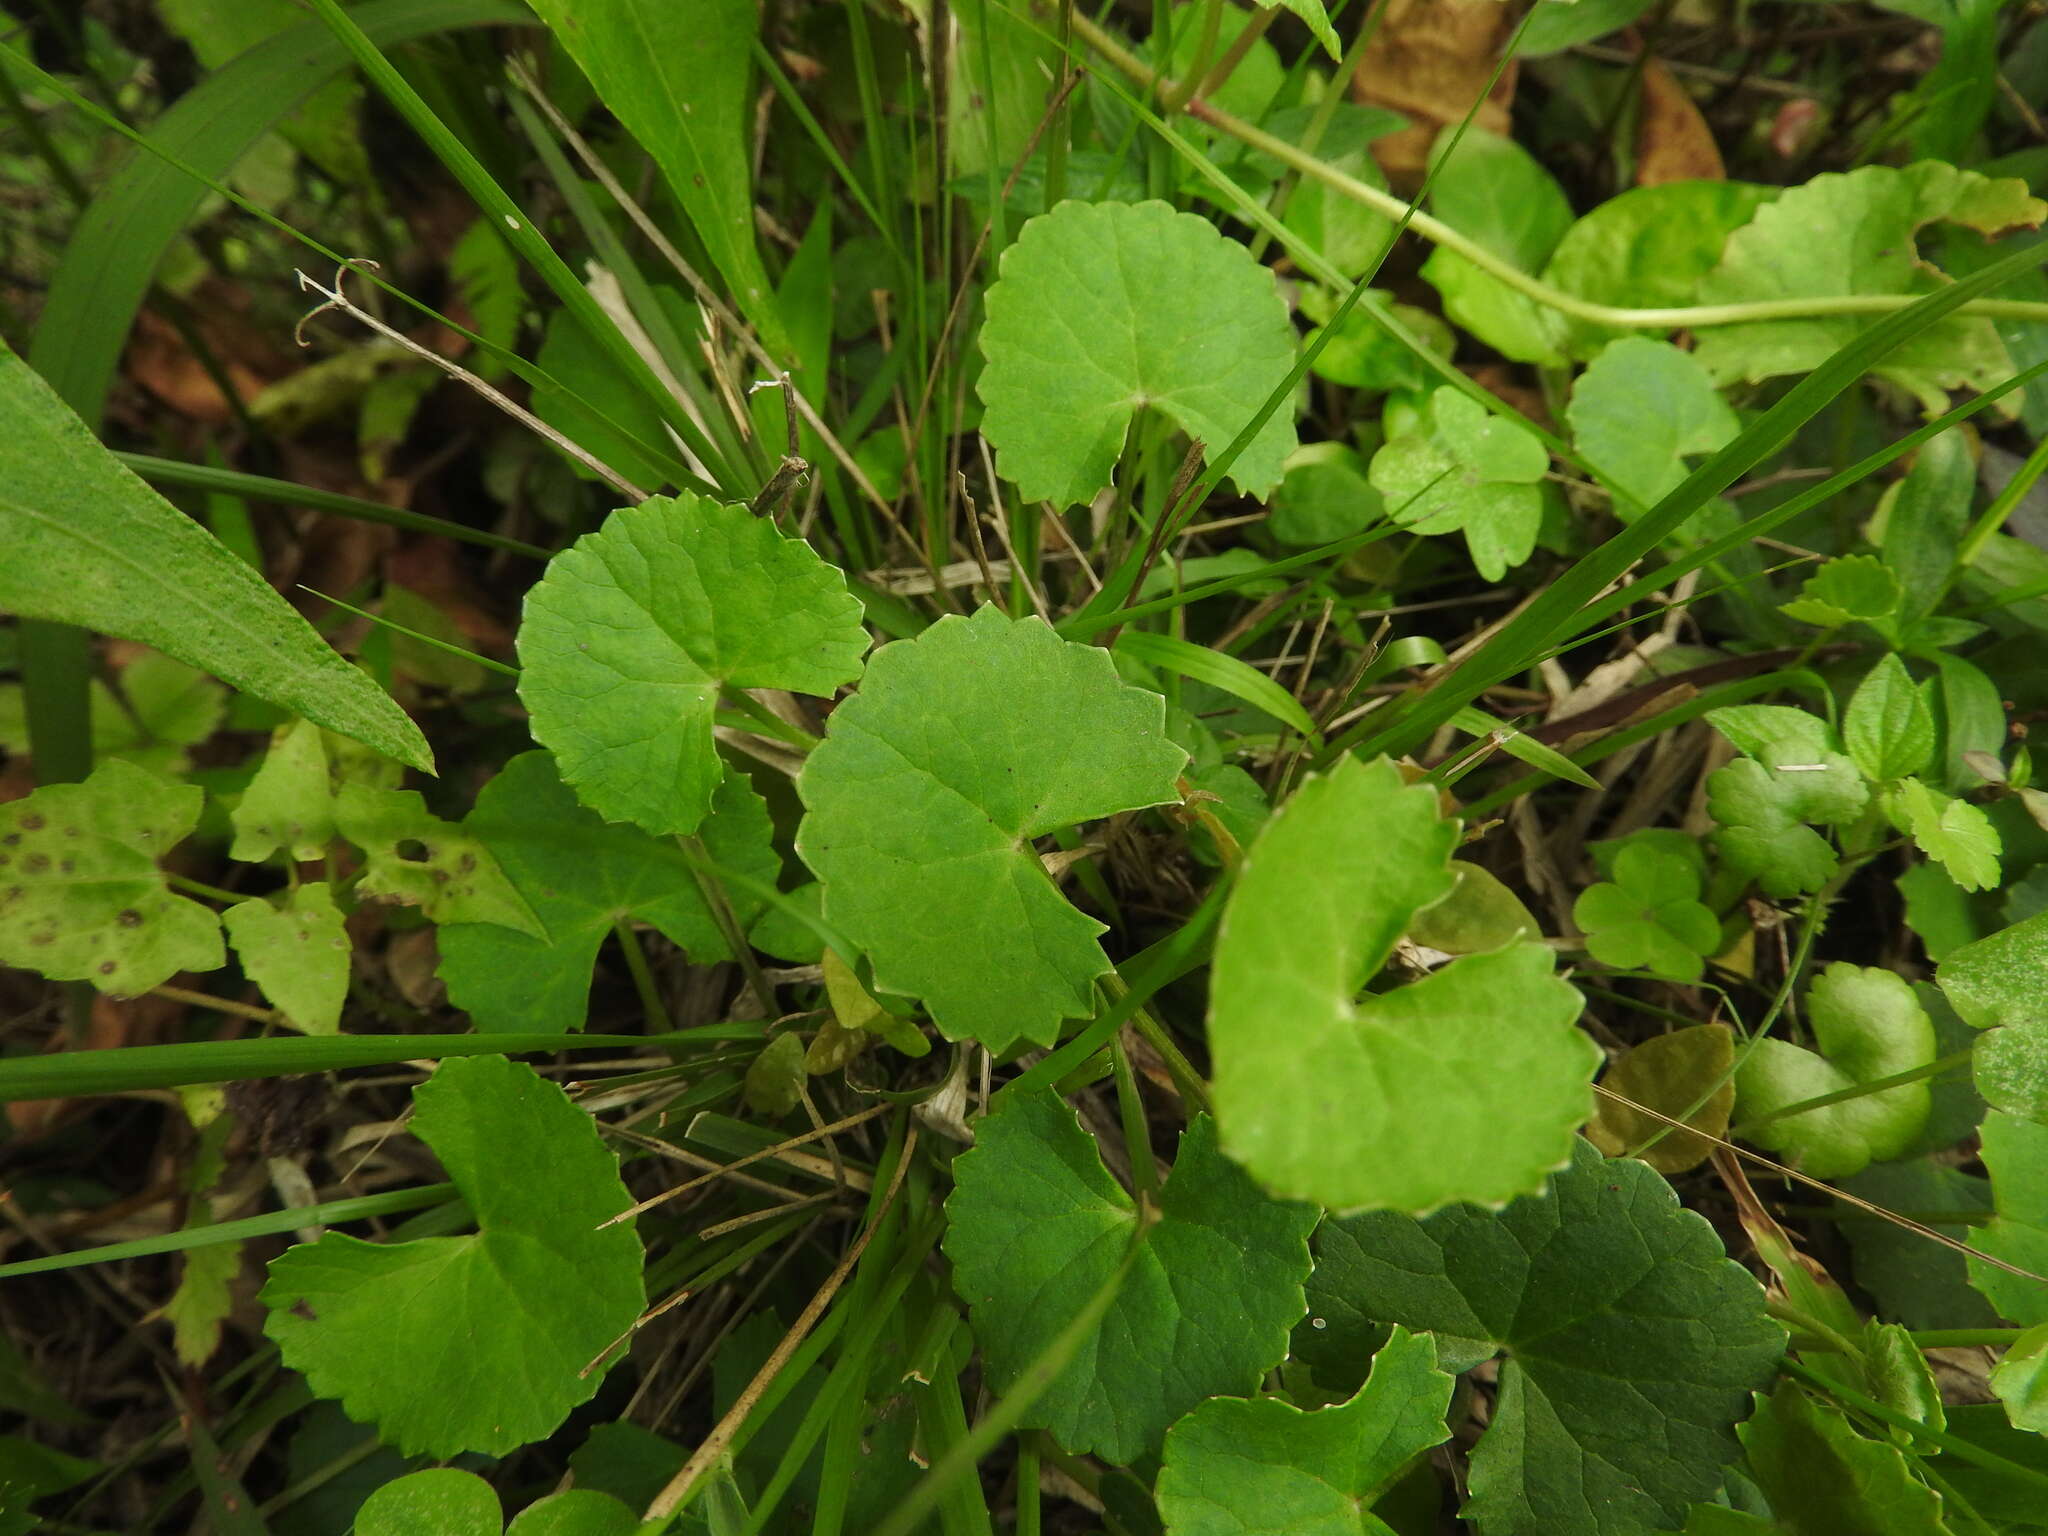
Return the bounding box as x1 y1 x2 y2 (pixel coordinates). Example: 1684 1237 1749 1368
0 757 223 994
334 784 544 938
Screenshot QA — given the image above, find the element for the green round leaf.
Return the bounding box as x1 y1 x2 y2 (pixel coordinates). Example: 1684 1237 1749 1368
355 1468 500 1536
1368 388 1548 581
1970 1109 2048 1326
1939 910 2048 1124
976 200 1298 507
1707 737 1869 898
1406 859 1538 955
517 491 868 836
943 1090 1316 1465
437 750 776 1033
0 758 222 995
262 1055 645 1457
1735 963 1936 1179
1303 1140 1785 1536
1418 129 1572 365
1883 778 2001 892
1209 755 1598 1214
1566 339 1739 518
1155 1325 1452 1536
1573 844 1720 982
796 606 1186 1052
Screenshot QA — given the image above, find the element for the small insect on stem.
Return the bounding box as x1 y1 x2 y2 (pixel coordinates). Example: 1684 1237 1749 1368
746 373 810 516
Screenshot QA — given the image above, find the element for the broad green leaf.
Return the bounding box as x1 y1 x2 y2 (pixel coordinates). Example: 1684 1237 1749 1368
977 200 1298 506
1735 963 1936 1179
230 717 400 865
943 1091 1317 1465
1706 738 1869 898
1939 911 2048 1123
0 342 430 771
1845 656 1936 783
796 606 1187 1052
1540 181 1779 359
1693 164 2048 412
1306 1140 1784 1536
1992 1323 2048 1432
222 883 349 1034
951 0 1060 181
0 759 222 995
517 492 867 837
1369 388 1549 581
1116 629 1318 737
1780 555 1903 631
1738 1382 1948 1536
333 784 543 937
1880 424 1974 628
353 1467 644 1536
529 297 692 491
1574 844 1722 982
1208 755 1598 1213
160 0 367 184
437 751 776 1033
262 1055 645 1457
1420 129 1572 364
1587 1022 1736 1174
1166 4 1285 120
1706 705 1837 762
1882 778 2001 892
1969 1109 2048 1325
1153 1326 1453 1536
1840 1157 2001 1331
526 0 786 352
1519 0 1656 54
1567 340 1740 518
1269 441 1384 547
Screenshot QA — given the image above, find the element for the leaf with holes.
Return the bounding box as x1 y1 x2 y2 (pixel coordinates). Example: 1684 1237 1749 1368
1305 1140 1784 1536
437 751 776 1033
262 1055 645 1457
334 784 542 937
517 492 867 837
796 606 1186 1052
1736 963 1936 1179
0 758 222 995
943 1090 1316 1465
977 200 1298 507
1209 755 1598 1214
1154 1325 1453 1536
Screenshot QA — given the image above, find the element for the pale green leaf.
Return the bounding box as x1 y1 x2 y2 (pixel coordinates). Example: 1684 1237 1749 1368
1693 163 2047 411
1368 388 1549 581
1845 655 1936 783
166 1241 241 1368
1707 739 1869 898
1883 778 2002 891
1520 0 1656 54
1303 1140 1784 1536
0 758 222 995
1780 555 1903 631
1991 1322 2048 1432
334 784 543 937
0 342 430 770
526 0 786 351
1938 910 2048 1125
1270 0 1341 59
437 751 775 1033
1567 339 1740 517
1420 129 1573 364
796 606 1186 1052
1153 1326 1453 1536
1574 844 1722 982
230 717 400 865
1116 628 1317 737
517 492 867 837
1969 1109 2048 1325
1406 860 1538 955
1540 181 1779 359
1209 755 1598 1213
1735 963 1936 1179
222 883 350 1035
743 1033 806 1117
977 200 1298 506
262 1056 645 1457
942 1090 1317 1465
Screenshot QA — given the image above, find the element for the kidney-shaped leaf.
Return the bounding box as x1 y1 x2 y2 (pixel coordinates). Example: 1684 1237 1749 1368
1154 1325 1453 1536
262 1055 645 1458
944 1089 1316 1466
1209 754 1599 1214
0 343 430 771
0 758 222 995
797 606 1186 1052
438 751 777 1033
518 492 868 837
1305 1140 1785 1536
354 1468 643 1536
977 200 1298 507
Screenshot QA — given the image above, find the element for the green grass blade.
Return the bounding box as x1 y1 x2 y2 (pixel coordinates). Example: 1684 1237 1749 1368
0 1026 762 1102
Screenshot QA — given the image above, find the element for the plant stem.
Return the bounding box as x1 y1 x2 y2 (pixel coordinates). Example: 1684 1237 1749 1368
149 985 279 1025
1730 1049 1974 1137
678 833 778 1017
612 920 674 1033
1109 1031 1161 1201
1060 7 2048 331
165 874 249 907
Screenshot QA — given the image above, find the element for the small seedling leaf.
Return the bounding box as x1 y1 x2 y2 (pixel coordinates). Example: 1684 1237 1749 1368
222 883 349 1034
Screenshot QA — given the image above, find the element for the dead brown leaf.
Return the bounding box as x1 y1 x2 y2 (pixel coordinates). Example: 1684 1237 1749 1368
1635 58 1724 185
1353 0 1518 188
